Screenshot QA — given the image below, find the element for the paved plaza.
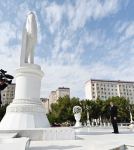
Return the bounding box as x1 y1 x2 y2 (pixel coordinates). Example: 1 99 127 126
0 126 134 150
29 127 134 150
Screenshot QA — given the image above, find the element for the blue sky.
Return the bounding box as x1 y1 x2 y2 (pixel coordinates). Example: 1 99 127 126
0 0 134 99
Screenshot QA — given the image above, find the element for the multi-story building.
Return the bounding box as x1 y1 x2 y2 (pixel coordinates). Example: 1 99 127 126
49 87 70 105
1 83 15 105
85 79 134 103
56 87 70 100
49 91 57 105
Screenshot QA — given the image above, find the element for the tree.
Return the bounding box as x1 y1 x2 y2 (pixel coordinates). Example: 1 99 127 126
47 96 132 126
107 96 130 122
47 96 80 126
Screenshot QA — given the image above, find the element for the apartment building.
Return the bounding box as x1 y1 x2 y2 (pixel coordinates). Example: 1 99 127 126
49 91 57 105
49 87 70 105
85 79 134 103
56 87 70 99
1 83 15 105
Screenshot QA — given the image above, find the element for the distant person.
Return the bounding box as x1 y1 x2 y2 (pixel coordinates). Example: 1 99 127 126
110 101 119 134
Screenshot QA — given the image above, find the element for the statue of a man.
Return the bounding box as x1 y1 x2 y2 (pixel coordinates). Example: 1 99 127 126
20 12 37 66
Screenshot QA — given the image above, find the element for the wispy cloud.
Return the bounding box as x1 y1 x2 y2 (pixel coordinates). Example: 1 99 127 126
0 0 134 99
68 0 120 31
45 2 65 34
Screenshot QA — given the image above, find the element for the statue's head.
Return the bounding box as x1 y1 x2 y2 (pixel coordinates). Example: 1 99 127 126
27 11 36 21
27 11 34 16
26 11 37 34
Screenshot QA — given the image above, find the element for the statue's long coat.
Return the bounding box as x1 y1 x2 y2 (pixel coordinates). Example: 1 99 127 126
20 12 37 66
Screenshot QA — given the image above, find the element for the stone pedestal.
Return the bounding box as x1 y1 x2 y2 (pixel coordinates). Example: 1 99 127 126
0 64 50 129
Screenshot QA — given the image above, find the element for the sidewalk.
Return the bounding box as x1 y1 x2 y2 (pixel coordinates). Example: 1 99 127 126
29 127 134 150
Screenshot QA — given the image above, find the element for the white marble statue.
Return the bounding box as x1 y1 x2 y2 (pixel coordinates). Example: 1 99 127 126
0 11 50 129
20 12 37 66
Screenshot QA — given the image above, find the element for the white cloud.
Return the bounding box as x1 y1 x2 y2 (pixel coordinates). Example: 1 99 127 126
115 21 134 42
1 0 134 100
0 22 16 49
68 0 120 31
61 39 71 50
45 2 65 33
39 0 122 67
14 2 30 26
115 21 129 34
41 0 120 33
124 22 134 39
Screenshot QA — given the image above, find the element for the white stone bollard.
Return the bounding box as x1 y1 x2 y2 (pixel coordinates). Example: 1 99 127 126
103 122 106 127
73 106 82 128
74 113 82 127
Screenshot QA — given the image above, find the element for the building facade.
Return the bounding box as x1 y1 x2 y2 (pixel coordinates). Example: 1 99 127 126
49 87 70 105
85 79 134 103
56 87 70 100
1 83 15 105
49 91 57 105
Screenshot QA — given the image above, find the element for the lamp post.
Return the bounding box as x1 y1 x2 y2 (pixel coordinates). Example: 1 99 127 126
129 106 133 123
86 105 90 126
128 104 134 130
